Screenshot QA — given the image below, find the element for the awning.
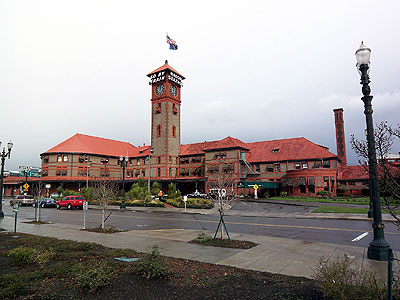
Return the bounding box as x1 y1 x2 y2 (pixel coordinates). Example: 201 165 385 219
239 181 280 189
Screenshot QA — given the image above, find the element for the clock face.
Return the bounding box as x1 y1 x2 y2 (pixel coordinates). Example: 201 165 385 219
170 85 177 96
156 84 165 95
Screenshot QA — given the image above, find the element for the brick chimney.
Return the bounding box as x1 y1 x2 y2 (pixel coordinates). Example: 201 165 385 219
333 108 347 166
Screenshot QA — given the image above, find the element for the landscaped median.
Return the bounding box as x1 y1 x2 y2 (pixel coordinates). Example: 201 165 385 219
0 232 323 299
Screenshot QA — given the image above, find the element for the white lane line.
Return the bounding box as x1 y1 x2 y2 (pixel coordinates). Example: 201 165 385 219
352 232 369 242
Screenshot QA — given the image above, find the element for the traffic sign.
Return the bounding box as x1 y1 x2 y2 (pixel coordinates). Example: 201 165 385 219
23 183 29 191
253 184 259 190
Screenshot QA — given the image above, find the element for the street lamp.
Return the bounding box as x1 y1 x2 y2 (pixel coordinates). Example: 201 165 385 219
119 155 129 209
0 140 13 218
355 41 391 261
147 148 153 193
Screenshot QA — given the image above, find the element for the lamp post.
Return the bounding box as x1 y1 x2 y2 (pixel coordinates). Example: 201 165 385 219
355 41 391 261
147 148 153 193
119 155 129 209
0 140 14 218
25 166 31 184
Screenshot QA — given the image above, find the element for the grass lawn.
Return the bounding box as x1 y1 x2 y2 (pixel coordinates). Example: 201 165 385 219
311 206 390 214
0 232 323 300
269 196 370 205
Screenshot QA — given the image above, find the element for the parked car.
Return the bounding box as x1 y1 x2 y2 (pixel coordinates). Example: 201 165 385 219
56 196 85 210
187 191 207 198
10 195 35 206
33 197 57 208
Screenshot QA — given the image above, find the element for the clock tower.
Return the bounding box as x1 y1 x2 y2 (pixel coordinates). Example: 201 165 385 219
147 60 185 178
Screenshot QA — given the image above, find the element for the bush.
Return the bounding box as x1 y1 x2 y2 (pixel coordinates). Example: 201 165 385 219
8 247 35 263
317 190 331 198
166 198 212 209
280 191 288 197
313 255 386 300
193 233 213 243
73 261 114 292
81 187 94 201
151 182 160 196
136 246 168 280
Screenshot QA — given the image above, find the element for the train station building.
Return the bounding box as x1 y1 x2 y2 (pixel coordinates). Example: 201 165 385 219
3 61 370 197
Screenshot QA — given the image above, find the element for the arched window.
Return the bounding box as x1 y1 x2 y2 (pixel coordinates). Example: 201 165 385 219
157 125 161 137
172 125 176 138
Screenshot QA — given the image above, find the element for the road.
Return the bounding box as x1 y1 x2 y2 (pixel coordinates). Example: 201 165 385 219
2 200 400 251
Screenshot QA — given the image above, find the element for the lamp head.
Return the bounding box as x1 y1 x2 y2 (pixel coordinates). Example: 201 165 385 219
125 155 129 162
119 155 123 161
7 140 13 151
355 41 371 73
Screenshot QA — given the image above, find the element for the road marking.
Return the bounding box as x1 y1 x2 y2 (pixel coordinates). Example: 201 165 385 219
144 229 184 232
352 232 369 242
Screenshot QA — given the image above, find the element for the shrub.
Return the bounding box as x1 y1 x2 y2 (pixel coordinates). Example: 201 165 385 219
151 182 161 196
313 255 386 300
81 187 94 201
316 190 330 198
193 233 213 243
73 261 114 292
136 246 168 280
62 189 79 197
263 191 269 198
280 191 288 197
166 198 212 209
8 247 34 263
32 249 55 266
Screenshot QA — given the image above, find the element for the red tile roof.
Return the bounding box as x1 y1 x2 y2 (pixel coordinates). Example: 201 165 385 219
42 133 136 157
246 137 337 163
341 165 369 180
202 136 249 151
147 61 185 79
179 141 217 156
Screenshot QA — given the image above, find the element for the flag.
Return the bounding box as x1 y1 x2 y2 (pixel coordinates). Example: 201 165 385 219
166 34 178 50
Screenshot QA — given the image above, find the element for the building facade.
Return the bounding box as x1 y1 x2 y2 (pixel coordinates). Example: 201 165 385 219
4 61 368 197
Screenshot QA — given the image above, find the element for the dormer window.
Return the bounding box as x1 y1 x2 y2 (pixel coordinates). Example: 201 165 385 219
272 148 280 154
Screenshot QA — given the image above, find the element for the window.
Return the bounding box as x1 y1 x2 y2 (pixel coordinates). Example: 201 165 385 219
57 155 62 162
324 176 330 192
143 158 146 165
141 169 145 177
156 103 161 114
43 156 49 164
63 155 68 162
172 103 178 115
56 168 61 176
266 164 273 172
157 156 161 164
172 126 176 138
272 148 280 153
158 168 161 177
302 162 308 169
323 160 330 169
157 125 161 137
168 156 172 163
295 162 301 169
62 168 67 176
275 163 281 172
41 167 48 177
78 167 85 176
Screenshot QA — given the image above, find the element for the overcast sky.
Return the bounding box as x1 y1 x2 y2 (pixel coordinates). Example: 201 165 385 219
1 0 399 170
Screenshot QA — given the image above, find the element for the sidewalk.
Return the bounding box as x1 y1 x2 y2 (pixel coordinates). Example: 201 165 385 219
0 215 396 280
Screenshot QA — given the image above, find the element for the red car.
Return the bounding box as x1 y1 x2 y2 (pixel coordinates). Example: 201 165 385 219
56 196 86 210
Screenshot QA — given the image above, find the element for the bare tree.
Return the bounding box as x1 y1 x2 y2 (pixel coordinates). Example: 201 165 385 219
351 121 400 226
91 177 119 229
32 180 46 222
207 161 238 239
